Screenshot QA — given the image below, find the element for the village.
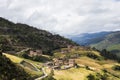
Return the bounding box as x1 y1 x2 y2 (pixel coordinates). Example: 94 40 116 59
22 45 93 70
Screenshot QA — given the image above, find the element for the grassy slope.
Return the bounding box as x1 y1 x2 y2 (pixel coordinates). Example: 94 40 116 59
107 44 120 57
53 48 120 80
3 53 43 78
54 68 93 80
90 31 120 58
3 50 120 80
54 48 101 58
53 57 120 80
53 56 120 80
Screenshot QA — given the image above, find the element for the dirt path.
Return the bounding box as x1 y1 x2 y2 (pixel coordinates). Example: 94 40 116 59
35 68 48 80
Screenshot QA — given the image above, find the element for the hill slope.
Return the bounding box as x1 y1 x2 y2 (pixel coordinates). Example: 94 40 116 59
0 53 31 80
3 47 120 80
70 31 120 58
52 47 120 80
90 31 120 57
0 17 77 55
69 31 112 45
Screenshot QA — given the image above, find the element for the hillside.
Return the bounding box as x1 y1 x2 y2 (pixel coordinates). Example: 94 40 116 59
0 17 77 55
90 31 120 57
3 46 120 80
0 53 32 80
52 47 120 80
69 31 111 45
70 31 120 58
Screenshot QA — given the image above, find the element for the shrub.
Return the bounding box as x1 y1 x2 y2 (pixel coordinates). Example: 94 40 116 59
112 65 120 71
87 74 96 80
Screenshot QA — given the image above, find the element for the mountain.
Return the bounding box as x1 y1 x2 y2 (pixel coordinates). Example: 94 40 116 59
0 53 31 80
90 31 120 57
69 31 112 45
0 17 77 55
70 31 120 57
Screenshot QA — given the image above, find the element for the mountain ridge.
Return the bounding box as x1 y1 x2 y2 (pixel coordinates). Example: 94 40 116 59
0 17 77 55
70 31 120 58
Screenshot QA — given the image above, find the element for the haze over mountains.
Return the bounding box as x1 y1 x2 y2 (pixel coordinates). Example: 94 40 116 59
69 31 120 57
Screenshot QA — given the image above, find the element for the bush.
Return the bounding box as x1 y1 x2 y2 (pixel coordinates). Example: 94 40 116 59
86 52 99 60
87 74 96 80
112 65 120 71
87 73 109 80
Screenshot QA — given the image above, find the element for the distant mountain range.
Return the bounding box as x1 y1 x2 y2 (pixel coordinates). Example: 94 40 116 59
69 31 120 57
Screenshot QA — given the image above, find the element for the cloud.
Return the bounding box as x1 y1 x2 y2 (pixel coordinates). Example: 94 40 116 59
0 0 120 36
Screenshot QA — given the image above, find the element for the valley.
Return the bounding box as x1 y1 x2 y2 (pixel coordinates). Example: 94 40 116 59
3 45 120 80
0 17 120 80
70 31 120 59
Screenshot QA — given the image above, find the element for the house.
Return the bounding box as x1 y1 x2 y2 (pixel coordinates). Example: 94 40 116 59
54 58 64 66
69 59 75 67
63 59 69 65
29 49 42 57
67 45 73 49
79 47 85 50
61 49 70 54
36 50 42 54
73 46 79 50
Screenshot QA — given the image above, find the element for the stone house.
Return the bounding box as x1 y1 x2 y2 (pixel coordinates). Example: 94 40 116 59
67 45 73 49
69 59 75 67
61 49 70 54
29 49 42 57
54 58 64 66
73 46 79 50
53 58 75 67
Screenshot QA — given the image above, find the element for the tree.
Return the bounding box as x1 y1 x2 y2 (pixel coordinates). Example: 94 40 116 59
112 65 120 71
87 74 96 80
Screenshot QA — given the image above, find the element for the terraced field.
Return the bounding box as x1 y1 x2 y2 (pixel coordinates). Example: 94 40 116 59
3 53 44 78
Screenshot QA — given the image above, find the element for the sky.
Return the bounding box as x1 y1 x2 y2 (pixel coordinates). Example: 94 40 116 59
0 0 120 36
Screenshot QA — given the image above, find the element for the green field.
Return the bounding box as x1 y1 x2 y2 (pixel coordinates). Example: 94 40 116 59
54 68 94 80
3 53 44 78
3 51 120 80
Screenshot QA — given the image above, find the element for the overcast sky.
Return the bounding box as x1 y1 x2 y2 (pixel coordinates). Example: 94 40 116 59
0 0 120 36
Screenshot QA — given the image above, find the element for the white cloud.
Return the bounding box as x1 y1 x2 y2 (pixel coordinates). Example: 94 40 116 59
0 0 120 36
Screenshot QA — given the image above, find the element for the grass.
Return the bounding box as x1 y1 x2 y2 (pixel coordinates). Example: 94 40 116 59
3 53 42 67
107 44 120 58
3 52 120 80
3 53 23 63
3 53 44 78
76 57 102 69
105 68 120 80
107 44 120 51
53 68 94 80
54 48 102 59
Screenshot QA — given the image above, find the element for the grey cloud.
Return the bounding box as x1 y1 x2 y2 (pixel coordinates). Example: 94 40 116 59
0 0 120 36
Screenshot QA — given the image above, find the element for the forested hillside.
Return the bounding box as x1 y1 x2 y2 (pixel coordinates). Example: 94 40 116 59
0 17 77 55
